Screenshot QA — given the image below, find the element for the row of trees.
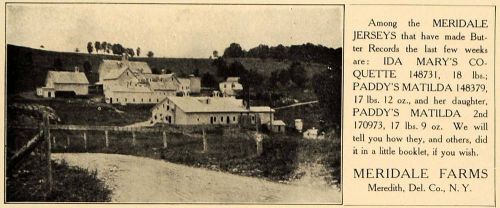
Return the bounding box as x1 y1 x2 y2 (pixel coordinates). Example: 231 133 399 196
84 42 154 58
222 42 342 65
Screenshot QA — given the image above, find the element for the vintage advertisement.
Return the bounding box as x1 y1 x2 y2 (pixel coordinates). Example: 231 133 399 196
0 0 499 207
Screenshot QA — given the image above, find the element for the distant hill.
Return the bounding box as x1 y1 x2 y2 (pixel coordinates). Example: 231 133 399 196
7 44 329 94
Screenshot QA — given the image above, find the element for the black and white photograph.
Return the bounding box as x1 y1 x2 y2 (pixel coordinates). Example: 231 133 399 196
6 3 343 203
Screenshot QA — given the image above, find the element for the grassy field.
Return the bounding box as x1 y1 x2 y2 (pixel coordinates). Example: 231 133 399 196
7 154 112 202
8 95 152 126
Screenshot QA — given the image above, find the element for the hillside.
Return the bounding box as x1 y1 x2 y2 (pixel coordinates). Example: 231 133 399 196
7 44 328 94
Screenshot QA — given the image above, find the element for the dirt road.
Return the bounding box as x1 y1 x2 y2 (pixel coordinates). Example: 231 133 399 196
52 153 341 203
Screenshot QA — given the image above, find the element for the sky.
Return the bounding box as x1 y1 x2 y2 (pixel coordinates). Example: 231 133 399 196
7 4 343 58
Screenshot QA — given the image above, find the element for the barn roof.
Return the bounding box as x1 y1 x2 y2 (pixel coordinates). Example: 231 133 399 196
178 78 191 85
47 71 89 84
226 77 240 82
150 81 178 91
99 59 152 82
271 120 286 126
161 96 248 113
250 106 275 113
103 66 130 80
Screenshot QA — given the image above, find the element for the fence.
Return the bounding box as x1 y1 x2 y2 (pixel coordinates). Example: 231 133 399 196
7 116 263 197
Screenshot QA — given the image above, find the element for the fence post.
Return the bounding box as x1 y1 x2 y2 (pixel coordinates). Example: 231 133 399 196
66 136 70 149
105 130 109 148
132 131 136 146
52 136 56 149
43 115 53 197
162 131 167 148
83 132 87 150
202 128 207 153
255 133 263 157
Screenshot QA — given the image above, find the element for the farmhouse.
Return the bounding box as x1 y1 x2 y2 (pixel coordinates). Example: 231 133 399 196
219 77 243 96
151 96 276 126
36 69 89 98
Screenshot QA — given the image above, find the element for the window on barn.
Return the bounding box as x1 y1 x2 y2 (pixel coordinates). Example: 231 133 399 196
125 98 127 102
233 116 236 121
167 105 170 110
149 98 151 102
116 98 119 102
220 116 223 122
133 98 135 102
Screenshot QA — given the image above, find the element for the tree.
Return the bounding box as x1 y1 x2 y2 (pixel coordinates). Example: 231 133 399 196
228 61 247 77
270 44 287 60
193 68 200 77
136 47 141 57
75 48 79 53
102 41 107 52
269 71 280 88
223 43 244 58
288 62 307 88
83 61 92 73
111 44 124 55
127 48 135 57
312 63 342 129
106 43 112 54
278 69 290 86
212 57 228 78
213 50 218 58
95 41 101 53
201 72 217 88
147 51 154 58
53 58 63 69
87 42 93 54
247 44 270 59
239 69 264 107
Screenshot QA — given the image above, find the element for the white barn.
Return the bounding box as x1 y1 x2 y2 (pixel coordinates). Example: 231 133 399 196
37 70 89 98
151 96 276 126
99 55 201 104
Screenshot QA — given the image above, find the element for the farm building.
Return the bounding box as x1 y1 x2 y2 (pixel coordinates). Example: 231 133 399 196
99 55 201 104
97 55 152 84
36 70 89 98
150 96 276 126
270 120 286 133
219 77 243 96
188 75 201 94
303 127 325 139
178 78 191 95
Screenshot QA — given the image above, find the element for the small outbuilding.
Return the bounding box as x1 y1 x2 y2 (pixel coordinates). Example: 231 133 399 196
269 120 286 133
37 70 89 98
